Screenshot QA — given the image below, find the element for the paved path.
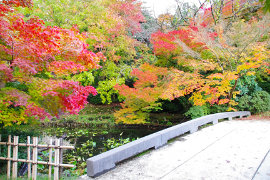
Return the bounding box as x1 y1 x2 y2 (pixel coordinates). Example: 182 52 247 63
80 120 270 180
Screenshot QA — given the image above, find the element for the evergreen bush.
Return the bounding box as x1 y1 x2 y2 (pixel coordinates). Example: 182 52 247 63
185 105 209 119
238 91 270 113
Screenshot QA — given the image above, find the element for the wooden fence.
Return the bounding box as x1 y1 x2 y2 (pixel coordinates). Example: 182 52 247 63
0 135 75 180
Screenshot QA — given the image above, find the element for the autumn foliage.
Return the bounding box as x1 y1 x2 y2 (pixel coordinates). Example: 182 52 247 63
150 28 205 58
114 0 270 123
0 0 269 126
0 0 102 126
24 0 146 63
114 64 168 124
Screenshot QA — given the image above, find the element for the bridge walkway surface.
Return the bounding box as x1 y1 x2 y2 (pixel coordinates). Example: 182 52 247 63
79 119 270 180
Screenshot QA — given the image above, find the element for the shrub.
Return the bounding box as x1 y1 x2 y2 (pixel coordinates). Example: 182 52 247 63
6 81 29 92
238 94 251 111
209 104 228 114
93 62 131 104
250 91 270 113
258 81 270 94
88 94 103 105
234 75 262 99
185 105 210 119
238 91 270 113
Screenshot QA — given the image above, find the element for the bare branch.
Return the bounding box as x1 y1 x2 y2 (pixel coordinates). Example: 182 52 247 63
211 3 217 25
175 0 190 25
193 0 208 18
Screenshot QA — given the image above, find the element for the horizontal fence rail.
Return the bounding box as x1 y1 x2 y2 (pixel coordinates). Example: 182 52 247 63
0 136 75 180
87 111 251 177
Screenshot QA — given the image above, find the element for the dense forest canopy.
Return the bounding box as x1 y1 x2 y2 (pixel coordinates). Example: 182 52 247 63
0 0 269 126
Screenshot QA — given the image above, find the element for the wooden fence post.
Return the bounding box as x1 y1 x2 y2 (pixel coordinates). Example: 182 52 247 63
0 135 74 179
48 138 53 179
12 136 19 179
27 136 31 179
54 139 60 180
32 137 38 180
59 138 63 179
7 135 11 179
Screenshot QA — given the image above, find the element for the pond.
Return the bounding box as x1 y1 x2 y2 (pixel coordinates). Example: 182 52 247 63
45 124 166 156
0 123 169 176
0 105 189 177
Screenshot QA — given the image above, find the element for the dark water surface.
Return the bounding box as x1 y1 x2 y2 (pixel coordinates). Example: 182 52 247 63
0 113 188 176
0 124 168 164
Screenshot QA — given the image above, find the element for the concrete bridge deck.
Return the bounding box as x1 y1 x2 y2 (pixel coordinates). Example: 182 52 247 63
80 119 270 180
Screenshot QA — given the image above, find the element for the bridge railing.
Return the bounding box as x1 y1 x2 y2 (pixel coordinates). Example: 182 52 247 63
86 111 250 177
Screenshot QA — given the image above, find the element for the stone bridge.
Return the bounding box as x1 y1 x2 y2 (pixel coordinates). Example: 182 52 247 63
80 111 270 180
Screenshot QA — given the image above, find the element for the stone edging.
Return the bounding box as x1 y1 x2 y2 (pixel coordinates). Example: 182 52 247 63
86 111 250 177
